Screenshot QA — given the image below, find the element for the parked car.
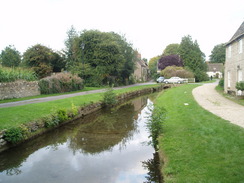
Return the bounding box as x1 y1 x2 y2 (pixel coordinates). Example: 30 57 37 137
156 76 165 83
163 77 184 84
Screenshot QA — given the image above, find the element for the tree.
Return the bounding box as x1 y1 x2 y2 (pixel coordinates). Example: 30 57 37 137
178 35 208 82
158 55 183 71
0 45 21 67
209 43 226 63
162 43 180 56
148 56 160 79
66 30 136 86
23 44 65 78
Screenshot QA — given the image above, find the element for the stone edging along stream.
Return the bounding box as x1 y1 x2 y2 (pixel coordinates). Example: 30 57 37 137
0 85 170 153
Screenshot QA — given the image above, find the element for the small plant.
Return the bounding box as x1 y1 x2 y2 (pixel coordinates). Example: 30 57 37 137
102 87 117 107
56 108 69 122
4 126 28 144
43 115 60 128
69 103 78 117
219 78 224 88
236 81 244 91
146 105 166 150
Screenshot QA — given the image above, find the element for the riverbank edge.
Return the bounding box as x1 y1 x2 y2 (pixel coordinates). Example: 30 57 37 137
0 84 168 153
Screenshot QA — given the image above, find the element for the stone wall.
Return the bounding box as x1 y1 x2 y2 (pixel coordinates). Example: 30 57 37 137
0 81 40 100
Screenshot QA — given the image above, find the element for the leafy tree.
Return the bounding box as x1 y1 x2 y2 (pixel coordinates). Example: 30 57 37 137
66 30 136 86
178 35 208 82
0 45 21 67
162 43 180 56
158 55 183 71
23 44 65 78
209 43 226 63
148 56 160 79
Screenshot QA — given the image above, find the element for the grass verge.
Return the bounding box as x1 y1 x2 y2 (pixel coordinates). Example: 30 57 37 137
155 84 244 182
0 87 106 104
0 84 159 130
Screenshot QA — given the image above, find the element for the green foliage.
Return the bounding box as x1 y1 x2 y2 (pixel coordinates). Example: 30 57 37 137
56 108 69 122
70 103 79 117
210 43 226 63
148 56 160 79
179 35 206 72
0 66 37 82
162 43 180 56
102 87 117 107
0 45 21 67
161 66 194 79
219 78 224 88
39 72 83 94
147 105 166 149
4 126 28 144
194 68 209 82
23 44 66 78
43 115 60 128
65 29 136 86
236 81 244 91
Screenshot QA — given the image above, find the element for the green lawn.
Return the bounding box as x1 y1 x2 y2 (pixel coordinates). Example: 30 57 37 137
0 86 106 104
155 84 244 182
0 84 159 130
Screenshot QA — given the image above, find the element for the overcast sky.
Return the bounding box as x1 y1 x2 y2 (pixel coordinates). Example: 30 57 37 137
0 0 243 60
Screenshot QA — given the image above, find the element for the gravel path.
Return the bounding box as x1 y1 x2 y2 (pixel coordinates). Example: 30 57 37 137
192 81 244 128
0 82 156 108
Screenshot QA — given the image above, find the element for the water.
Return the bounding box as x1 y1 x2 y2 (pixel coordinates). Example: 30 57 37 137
0 95 161 183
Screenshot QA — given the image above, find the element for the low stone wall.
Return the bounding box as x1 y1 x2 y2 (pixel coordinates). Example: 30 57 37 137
0 85 167 153
0 81 40 100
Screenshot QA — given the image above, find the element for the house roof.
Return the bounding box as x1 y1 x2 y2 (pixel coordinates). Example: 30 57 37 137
227 21 244 46
207 63 224 72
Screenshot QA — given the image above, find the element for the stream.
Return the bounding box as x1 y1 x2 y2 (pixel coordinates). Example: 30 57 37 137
0 94 162 183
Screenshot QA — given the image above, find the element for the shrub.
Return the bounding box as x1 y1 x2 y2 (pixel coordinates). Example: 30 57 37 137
0 66 37 82
56 109 69 122
39 72 83 94
194 70 209 82
236 81 244 91
3 126 28 144
219 78 224 88
146 105 166 149
43 115 60 128
161 66 194 78
102 87 117 107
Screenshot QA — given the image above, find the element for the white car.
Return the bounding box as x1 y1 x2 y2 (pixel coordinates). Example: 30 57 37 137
163 77 184 84
156 76 165 83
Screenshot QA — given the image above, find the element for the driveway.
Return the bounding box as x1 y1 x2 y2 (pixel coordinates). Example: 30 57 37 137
0 82 156 108
192 81 244 128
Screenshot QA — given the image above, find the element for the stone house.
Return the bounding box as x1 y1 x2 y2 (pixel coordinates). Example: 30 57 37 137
133 53 149 82
206 62 224 78
224 21 244 95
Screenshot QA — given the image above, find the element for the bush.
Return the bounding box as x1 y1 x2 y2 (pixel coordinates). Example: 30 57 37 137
43 115 60 128
236 81 244 91
194 70 209 82
161 66 194 79
219 78 224 88
39 72 83 94
0 66 37 82
4 126 28 144
57 109 69 122
102 87 117 107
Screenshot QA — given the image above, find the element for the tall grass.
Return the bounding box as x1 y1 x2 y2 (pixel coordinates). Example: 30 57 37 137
0 66 37 82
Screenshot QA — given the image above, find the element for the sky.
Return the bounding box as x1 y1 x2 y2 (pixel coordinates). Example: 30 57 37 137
0 0 243 60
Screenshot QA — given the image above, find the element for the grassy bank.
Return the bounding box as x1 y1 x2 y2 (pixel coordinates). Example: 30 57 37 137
0 84 159 130
155 84 244 182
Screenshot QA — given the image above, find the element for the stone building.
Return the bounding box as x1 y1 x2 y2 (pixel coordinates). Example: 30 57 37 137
133 53 149 82
224 21 244 95
206 62 224 78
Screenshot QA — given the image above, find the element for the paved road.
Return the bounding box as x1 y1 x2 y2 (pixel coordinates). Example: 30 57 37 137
192 81 244 128
0 82 156 108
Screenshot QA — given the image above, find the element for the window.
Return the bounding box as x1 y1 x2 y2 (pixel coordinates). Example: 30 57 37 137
239 39 243 54
227 71 231 88
228 45 232 58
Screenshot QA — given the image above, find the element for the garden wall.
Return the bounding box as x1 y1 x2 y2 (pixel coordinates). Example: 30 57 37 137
0 81 40 100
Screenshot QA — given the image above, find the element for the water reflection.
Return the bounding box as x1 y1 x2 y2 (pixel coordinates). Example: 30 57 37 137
0 95 161 183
